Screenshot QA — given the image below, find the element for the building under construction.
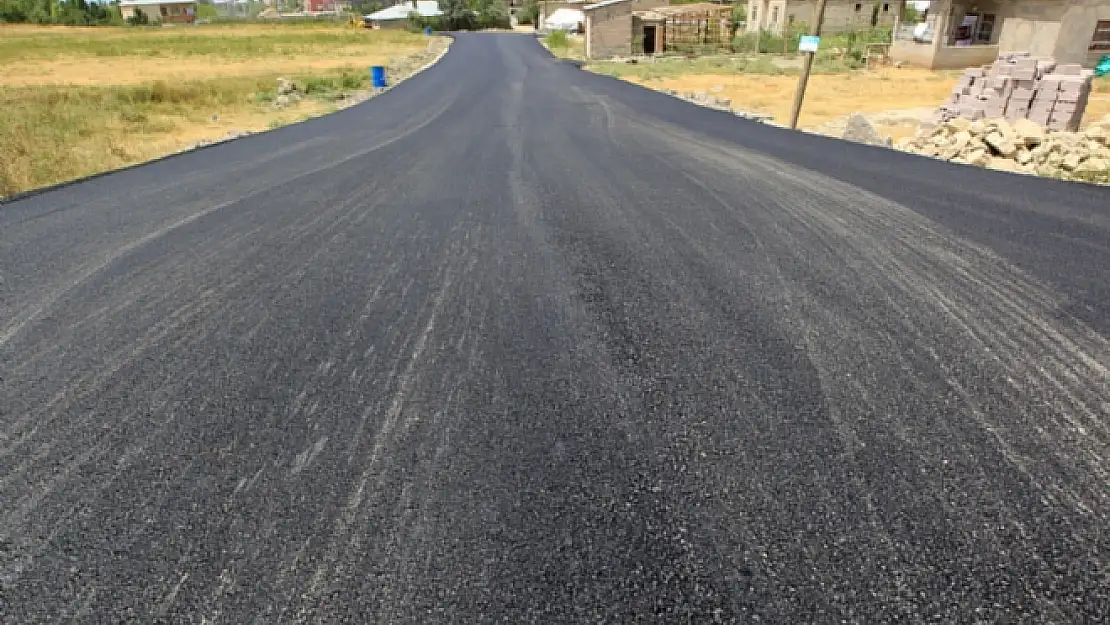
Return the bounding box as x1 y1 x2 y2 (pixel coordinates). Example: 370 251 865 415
635 4 735 55
581 0 734 59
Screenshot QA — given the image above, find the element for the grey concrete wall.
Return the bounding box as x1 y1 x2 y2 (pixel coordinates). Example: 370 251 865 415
932 43 1002 67
994 0 1108 67
996 0 1066 55
1053 0 1110 66
750 0 898 34
891 40 940 66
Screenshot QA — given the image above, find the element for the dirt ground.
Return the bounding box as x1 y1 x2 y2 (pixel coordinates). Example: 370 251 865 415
620 67 1110 140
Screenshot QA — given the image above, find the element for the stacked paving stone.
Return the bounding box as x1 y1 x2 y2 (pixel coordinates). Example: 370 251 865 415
933 53 1095 132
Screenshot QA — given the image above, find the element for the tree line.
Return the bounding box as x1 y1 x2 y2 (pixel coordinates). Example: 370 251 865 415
0 0 124 24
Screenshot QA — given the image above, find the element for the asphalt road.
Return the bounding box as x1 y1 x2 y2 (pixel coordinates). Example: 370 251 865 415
3 34 1110 623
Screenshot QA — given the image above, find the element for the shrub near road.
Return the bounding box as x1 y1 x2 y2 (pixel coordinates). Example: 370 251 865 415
0 23 431 198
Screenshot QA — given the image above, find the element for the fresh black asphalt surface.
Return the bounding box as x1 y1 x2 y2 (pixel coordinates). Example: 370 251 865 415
3 33 1110 623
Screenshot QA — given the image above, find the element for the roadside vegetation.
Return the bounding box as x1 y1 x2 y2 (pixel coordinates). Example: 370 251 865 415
0 23 433 198
542 29 585 61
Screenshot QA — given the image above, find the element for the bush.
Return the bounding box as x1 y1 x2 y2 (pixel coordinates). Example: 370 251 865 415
407 11 441 32
546 29 568 49
732 31 783 54
518 0 538 25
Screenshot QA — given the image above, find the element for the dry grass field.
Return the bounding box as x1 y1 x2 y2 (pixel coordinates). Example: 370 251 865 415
0 23 431 198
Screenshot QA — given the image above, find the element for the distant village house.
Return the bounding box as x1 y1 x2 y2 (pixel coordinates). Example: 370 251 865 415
119 0 198 23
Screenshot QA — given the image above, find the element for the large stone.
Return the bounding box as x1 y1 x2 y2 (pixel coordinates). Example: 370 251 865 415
984 131 1018 157
968 119 987 136
1036 163 1060 177
989 157 1021 172
952 130 973 152
1015 148 1033 165
992 119 1015 138
967 148 990 167
1076 157 1109 174
1084 125 1108 144
842 114 888 147
945 117 971 132
1011 118 1046 147
1061 152 1082 171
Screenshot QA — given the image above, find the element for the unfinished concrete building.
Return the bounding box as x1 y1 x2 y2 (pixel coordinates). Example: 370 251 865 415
891 0 1110 69
583 0 736 59
582 0 671 59
746 0 899 35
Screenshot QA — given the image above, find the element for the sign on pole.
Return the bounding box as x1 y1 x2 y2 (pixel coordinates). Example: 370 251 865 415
798 35 820 53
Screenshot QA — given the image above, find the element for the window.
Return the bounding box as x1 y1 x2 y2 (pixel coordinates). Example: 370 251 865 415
976 13 996 43
772 7 779 23
883 3 889 11
1093 20 1110 51
855 3 862 12
788 14 795 25
752 6 758 23
160 6 168 15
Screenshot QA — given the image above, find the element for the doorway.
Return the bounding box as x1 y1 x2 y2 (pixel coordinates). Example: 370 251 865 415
643 26 657 54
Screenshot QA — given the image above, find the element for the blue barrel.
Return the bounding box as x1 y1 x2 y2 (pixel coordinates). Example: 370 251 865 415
424 26 432 36
370 66 387 88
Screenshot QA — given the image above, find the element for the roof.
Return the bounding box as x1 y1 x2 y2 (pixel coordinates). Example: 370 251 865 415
119 0 196 5
544 7 585 26
653 3 731 15
583 0 632 11
366 1 442 20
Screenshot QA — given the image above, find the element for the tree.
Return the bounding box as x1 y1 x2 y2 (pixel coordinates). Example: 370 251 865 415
437 0 473 30
517 0 537 26
126 6 148 24
470 0 507 29
349 0 382 15
0 0 123 24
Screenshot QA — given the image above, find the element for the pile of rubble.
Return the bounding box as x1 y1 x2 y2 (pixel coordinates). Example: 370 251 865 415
898 114 1110 179
934 53 1095 132
662 89 774 122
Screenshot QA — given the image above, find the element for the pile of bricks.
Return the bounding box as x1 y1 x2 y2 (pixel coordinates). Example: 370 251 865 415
933 52 1095 131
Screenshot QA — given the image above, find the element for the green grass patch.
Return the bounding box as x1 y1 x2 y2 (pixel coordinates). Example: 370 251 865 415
589 54 791 80
0 66 376 198
542 31 584 61
546 30 568 49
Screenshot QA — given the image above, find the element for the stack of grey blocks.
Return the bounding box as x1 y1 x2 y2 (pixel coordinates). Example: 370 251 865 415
934 52 1095 131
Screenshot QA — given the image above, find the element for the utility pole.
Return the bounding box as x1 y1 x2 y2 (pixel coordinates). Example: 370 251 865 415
788 0 829 129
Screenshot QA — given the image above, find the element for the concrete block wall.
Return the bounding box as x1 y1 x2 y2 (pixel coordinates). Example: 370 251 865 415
585 2 634 59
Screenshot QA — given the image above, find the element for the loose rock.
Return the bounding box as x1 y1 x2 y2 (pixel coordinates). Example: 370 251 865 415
841 114 888 147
